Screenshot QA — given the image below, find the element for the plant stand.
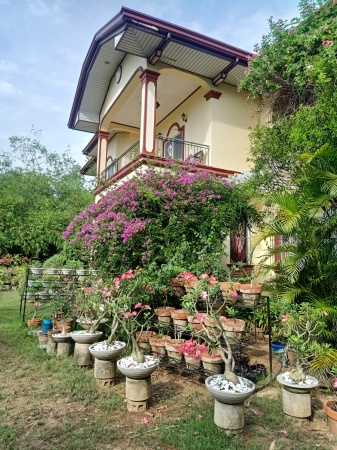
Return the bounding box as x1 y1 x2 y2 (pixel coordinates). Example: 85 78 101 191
277 373 318 418
46 335 57 354
214 399 245 434
125 376 151 412
94 358 117 387
73 343 93 366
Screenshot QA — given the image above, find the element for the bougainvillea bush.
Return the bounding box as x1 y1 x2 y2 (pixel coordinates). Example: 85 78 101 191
63 164 257 279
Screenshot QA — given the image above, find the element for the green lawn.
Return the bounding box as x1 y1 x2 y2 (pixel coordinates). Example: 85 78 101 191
0 290 333 450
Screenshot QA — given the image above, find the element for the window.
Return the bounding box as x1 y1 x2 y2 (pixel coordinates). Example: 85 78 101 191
164 131 183 160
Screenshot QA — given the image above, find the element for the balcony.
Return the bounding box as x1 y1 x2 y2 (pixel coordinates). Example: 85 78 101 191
100 136 210 182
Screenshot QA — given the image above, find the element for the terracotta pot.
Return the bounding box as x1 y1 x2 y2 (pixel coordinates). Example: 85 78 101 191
149 335 171 358
201 350 223 374
156 307 175 326
187 315 203 331
27 318 42 327
221 318 246 339
171 309 188 320
219 282 241 292
326 401 337 435
170 278 185 296
185 355 201 370
38 332 48 344
165 339 185 365
136 331 157 352
240 284 262 305
183 279 200 292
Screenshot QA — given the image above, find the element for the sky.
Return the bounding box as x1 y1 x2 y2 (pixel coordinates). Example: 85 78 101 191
0 0 300 167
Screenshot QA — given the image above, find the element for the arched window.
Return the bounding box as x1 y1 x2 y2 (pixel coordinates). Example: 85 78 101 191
163 123 184 160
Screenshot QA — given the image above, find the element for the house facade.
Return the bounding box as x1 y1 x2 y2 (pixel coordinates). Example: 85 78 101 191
68 7 264 265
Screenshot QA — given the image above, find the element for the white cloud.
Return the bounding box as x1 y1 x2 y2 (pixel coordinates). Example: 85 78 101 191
26 0 70 23
0 80 23 98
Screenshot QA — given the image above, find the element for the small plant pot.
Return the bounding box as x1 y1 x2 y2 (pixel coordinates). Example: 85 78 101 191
156 307 175 326
27 318 42 327
187 315 203 331
240 284 262 306
149 335 171 359
201 350 223 375
165 339 185 365
136 331 157 352
171 309 188 331
221 318 246 340
170 278 186 296
326 401 337 435
185 355 201 370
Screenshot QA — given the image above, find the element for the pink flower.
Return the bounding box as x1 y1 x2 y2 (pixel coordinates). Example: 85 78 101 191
197 415 203 420
281 315 288 323
102 290 111 297
333 378 337 388
121 269 135 279
34 302 42 308
134 302 143 309
163 287 168 292
141 417 149 425
143 305 151 310
230 290 239 298
200 273 209 279
209 275 217 282
132 311 137 316
146 284 153 291
124 312 133 319
200 291 208 299
323 310 329 316
197 313 205 323
114 277 120 290
279 429 288 436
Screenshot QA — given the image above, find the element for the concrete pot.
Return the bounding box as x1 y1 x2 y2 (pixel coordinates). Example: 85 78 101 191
70 330 103 344
277 373 318 418
89 341 126 360
205 375 255 405
326 401 337 435
117 357 159 379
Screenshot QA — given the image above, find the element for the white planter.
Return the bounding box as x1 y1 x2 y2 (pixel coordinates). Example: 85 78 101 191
70 330 103 344
117 356 159 379
89 341 126 360
277 372 318 418
205 375 255 405
52 333 72 343
31 268 43 275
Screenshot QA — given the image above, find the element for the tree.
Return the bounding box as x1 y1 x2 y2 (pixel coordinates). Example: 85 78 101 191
239 0 337 194
63 163 258 278
0 128 94 260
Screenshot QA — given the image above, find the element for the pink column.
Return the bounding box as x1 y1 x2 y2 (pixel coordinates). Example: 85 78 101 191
139 70 160 155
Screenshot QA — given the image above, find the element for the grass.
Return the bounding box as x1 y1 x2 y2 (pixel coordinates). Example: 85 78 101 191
0 290 334 450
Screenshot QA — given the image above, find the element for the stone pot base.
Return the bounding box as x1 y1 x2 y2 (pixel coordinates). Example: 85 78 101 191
73 342 93 366
94 358 117 383
214 399 244 433
97 379 115 388
125 376 151 412
57 341 71 357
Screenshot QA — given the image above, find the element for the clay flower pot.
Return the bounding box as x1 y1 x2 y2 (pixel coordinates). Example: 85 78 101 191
165 339 185 365
184 355 201 370
170 278 185 296
149 335 171 359
171 309 188 331
201 350 223 374
27 318 42 327
221 318 246 340
136 331 157 352
326 401 337 435
219 282 240 304
156 307 175 326
187 315 203 331
240 284 262 306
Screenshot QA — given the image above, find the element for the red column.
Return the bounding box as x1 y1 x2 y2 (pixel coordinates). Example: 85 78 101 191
139 69 160 155
97 130 110 179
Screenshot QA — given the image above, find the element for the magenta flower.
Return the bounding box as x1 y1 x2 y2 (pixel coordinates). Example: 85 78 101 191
141 417 149 425
230 290 239 298
200 273 209 279
134 302 143 309
143 305 151 310
200 291 208 299
124 312 134 319
197 313 205 323
333 378 337 388
323 310 329 316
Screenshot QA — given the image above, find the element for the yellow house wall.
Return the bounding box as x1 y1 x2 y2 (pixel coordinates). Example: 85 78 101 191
100 54 147 122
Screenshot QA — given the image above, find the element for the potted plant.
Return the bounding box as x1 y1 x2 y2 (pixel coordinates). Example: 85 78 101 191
181 274 255 432
179 339 208 370
325 374 337 436
27 301 42 327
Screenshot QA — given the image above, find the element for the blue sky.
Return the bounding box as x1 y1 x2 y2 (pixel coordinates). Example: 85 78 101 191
0 0 300 166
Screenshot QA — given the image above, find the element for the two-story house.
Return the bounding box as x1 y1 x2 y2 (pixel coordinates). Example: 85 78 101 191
68 7 260 264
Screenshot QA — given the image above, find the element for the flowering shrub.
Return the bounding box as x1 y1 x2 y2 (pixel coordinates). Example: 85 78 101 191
179 339 208 360
63 164 256 277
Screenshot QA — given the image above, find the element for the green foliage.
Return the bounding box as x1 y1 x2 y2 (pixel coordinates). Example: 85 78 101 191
0 128 94 260
64 163 258 281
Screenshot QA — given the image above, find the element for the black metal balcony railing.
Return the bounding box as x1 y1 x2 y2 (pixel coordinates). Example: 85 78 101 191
100 136 210 181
